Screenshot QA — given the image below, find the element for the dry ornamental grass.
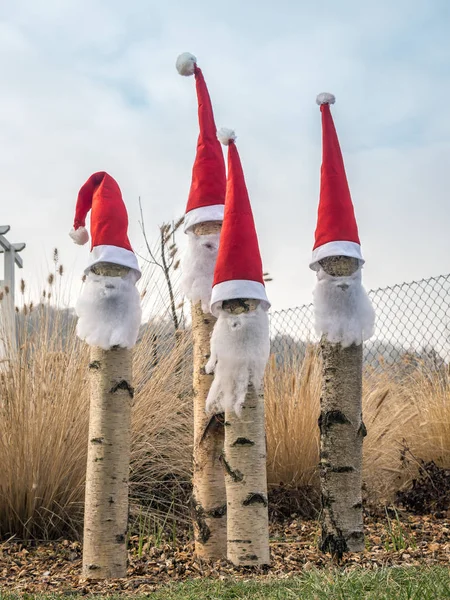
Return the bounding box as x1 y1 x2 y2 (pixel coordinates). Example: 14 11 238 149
265 346 450 510
0 292 193 540
0 257 448 540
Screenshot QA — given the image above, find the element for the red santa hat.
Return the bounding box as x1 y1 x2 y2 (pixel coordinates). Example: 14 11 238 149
176 53 226 232
210 129 270 315
69 171 141 279
310 93 364 270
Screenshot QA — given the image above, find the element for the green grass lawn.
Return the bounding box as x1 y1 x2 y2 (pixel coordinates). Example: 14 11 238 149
148 567 450 599
1 567 449 599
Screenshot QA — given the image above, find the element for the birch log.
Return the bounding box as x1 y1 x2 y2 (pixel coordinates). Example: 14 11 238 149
318 255 366 558
82 263 134 579
190 221 227 560
221 299 270 567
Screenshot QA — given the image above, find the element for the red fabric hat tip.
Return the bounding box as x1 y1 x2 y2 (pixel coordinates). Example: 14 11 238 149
210 136 270 312
312 94 363 267
177 54 226 231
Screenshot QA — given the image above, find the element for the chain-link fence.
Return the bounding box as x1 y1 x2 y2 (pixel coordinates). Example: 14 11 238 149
269 274 450 368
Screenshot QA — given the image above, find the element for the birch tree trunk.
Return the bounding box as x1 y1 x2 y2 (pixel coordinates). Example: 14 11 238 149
318 256 366 558
190 221 227 560
82 263 134 579
221 299 270 567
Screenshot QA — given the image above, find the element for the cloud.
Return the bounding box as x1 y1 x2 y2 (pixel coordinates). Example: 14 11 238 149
0 0 448 312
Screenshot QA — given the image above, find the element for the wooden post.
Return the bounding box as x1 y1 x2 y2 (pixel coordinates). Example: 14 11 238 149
0 226 25 351
318 256 366 558
190 221 227 560
220 299 270 567
82 263 133 579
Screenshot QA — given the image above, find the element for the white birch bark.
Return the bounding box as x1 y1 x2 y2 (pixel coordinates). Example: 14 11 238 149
82 263 133 579
318 256 366 557
221 299 270 566
190 221 227 560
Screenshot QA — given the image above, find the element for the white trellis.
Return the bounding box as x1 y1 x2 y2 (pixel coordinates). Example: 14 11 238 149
0 226 26 350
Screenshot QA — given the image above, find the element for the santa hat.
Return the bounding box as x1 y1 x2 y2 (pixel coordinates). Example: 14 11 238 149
210 129 270 316
69 171 141 279
176 53 226 232
310 93 364 270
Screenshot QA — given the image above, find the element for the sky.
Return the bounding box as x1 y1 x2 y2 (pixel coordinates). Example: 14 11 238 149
0 0 449 313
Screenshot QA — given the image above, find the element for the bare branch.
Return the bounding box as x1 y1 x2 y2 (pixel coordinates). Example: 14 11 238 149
138 197 162 268
160 227 179 331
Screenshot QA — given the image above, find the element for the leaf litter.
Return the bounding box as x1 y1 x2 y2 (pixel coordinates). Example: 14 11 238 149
0 512 448 595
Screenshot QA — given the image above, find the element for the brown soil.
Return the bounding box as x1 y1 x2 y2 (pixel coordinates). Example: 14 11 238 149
0 512 448 595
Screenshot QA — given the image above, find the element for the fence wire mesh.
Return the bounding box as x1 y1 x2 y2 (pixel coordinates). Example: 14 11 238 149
269 274 450 367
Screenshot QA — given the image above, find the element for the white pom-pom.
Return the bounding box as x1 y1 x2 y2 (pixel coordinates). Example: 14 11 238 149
176 52 197 76
69 226 89 245
217 127 237 146
316 92 336 106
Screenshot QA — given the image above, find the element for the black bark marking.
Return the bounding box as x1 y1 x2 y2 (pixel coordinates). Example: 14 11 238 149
190 496 211 544
94 457 104 462
108 497 115 505
358 421 368 437
89 360 101 370
320 531 348 559
219 455 244 482
88 564 101 570
206 504 227 518
318 410 351 433
321 487 336 506
110 380 134 398
200 412 224 445
321 481 346 558
228 539 252 544
329 466 355 473
90 437 104 444
320 477 363 558
239 553 258 561
242 493 268 507
232 437 255 447
115 533 126 544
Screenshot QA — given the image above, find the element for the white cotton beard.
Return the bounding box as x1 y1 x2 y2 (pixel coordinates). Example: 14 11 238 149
180 230 220 313
205 304 270 417
76 271 142 350
313 267 375 348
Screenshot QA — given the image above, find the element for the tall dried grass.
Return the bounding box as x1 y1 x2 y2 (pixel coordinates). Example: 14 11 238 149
0 307 88 539
0 302 192 540
264 348 450 506
0 253 448 539
265 347 321 490
130 326 192 516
